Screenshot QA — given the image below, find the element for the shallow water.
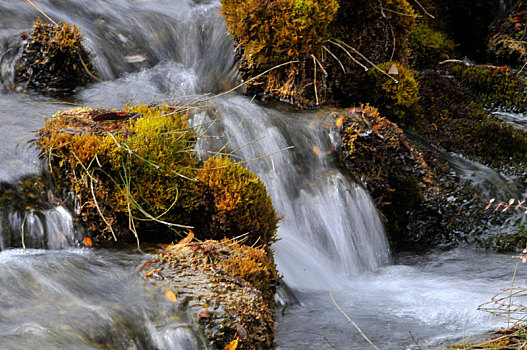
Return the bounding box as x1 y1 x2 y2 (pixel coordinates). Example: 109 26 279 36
1 1 526 349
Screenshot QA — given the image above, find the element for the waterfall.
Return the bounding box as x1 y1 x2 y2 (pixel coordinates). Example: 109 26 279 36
195 96 391 289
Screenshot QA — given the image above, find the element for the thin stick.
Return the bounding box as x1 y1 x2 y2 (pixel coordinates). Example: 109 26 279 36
322 46 346 73
328 39 368 71
334 39 399 83
90 176 117 241
329 292 380 350
312 53 328 76
518 60 527 75
25 0 57 25
411 0 435 18
312 54 320 106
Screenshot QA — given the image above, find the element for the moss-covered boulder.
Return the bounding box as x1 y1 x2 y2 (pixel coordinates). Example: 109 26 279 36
416 69 527 170
15 18 94 94
143 238 278 349
36 105 279 247
220 0 417 107
337 105 445 246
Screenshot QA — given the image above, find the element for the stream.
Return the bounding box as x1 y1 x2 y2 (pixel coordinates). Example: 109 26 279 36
1 1 527 349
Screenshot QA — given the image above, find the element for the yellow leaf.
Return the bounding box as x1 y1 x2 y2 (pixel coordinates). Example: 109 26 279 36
312 146 320 155
165 290 177 302
224 339 238 350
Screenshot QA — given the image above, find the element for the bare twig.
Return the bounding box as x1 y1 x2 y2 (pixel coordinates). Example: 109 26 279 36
25 0 57 25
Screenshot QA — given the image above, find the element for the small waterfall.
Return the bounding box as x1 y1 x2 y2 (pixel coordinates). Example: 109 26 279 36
196 96 391 289
0 205 78 250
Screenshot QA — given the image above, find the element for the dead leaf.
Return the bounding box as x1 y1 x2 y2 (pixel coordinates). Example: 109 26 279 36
178 230 194 245
224 339 238 350
82 236 93 247
165 290 177 302
388 63 399 75
335 116 345 128
312 146 320 155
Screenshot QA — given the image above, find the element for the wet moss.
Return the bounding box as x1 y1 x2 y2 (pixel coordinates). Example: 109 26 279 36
449 64 527 112
15 18 94 94
364 61 420 121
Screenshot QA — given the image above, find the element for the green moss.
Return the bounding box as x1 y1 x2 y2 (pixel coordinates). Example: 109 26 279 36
364 61 420 121
408 21 455 67
15 18 93 94
196 156 279 247
449 64 527 112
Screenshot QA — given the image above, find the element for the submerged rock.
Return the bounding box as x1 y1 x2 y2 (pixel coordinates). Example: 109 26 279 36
143 238 278 349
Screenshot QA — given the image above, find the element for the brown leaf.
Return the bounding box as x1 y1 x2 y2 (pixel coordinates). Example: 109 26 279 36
335 116 345 128
82 236 93 247
92 112 133 121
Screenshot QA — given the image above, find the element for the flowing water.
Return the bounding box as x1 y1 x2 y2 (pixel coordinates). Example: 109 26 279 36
1 1 527 349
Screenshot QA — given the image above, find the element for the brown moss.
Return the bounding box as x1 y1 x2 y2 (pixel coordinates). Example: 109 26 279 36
15 18 94 94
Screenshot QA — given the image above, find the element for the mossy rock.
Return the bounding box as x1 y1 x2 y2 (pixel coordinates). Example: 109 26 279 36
363 61 420 121
143 238 278 349
36 105 279 247
449 63 527 112
337 105 443 247
15 18 94 94
416 69 527 170
220 0 417 107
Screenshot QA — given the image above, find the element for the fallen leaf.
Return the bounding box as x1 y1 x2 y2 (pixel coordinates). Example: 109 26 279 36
165 290 177 302
335 116 345 128
138 261 154 271
312 146 320 155
178 230 194 245
83 236 93 247
388 63 399 75
224 339 238 350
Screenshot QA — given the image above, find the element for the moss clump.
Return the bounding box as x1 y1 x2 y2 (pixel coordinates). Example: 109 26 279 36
488 9 527 66
219 0 417 107
196 156 279 247
408 20 455 67
36 105 279 247
15 18 93 94
144 239 277 349
364 61 420 121
449 64 527 112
